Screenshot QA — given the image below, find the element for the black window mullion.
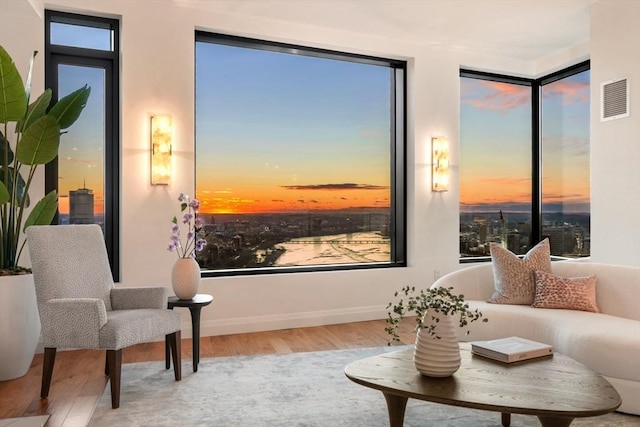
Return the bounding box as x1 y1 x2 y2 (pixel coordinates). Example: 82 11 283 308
392 67 407 265
531 81 541 248
45 10 120 281
538 60 590 86
196 31 404 69
103 58 119 282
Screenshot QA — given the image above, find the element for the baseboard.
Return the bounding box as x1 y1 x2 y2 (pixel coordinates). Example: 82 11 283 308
197 305 387 338
34 306 388 351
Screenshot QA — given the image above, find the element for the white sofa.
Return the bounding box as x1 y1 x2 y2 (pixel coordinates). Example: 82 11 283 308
431 261 640 415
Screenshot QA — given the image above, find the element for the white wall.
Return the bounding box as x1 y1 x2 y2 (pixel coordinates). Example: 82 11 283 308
589 0 640 267
2 0 635 340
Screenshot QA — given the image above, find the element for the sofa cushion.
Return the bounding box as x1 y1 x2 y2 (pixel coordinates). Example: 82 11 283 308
550 262 640 320
488 238 551 305
532 270 599 313
458 301 640 383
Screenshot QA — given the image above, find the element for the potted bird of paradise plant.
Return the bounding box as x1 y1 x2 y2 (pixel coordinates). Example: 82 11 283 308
0 45 91 380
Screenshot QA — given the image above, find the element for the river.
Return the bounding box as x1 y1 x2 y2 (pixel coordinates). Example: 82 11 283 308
273 231 391 266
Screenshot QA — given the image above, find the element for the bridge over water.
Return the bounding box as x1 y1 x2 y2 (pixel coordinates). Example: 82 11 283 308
284 239 387 245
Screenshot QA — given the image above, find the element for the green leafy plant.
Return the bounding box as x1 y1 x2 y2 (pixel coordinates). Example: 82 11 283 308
385 286 487 343
0 45 91 273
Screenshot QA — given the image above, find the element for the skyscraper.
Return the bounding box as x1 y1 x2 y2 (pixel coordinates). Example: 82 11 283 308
69 186 94 224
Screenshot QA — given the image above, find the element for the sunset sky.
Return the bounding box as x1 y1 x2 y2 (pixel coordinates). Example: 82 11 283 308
53 37 589 216
195 42 392 214
57 64 105 215
460 70 590 213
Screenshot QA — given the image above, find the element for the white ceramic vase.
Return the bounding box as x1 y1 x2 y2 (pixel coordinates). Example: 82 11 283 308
171 257 201 300
0 274 41 381
413 309 461 377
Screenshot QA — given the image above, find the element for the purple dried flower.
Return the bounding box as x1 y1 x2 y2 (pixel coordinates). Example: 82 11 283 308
189 198 201 210
196 239 207 252
168 192 207 258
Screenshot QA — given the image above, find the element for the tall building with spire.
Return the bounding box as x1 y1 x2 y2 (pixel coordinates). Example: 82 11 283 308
69 181 94 224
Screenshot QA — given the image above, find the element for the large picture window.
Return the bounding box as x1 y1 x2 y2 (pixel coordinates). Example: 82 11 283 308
460 62 590 260
460 76 532 257
195 33 406 276
45 11 120 280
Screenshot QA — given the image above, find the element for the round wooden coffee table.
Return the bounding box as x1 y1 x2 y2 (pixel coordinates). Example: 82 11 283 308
345 343 621 427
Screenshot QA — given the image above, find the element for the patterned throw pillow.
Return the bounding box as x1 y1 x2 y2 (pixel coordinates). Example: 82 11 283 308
488 238 551 305
532 270 599 313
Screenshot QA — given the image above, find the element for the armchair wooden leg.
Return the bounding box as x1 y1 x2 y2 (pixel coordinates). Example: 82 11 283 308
106 349 122 409
105 352 109 375
169 331 182 381
41 347 57 398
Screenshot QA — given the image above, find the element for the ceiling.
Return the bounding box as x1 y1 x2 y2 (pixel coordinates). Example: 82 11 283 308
175 0 596 62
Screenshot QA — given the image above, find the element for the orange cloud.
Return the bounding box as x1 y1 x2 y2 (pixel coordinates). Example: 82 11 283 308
460 176 531 205
282 183 388 190
543 80 589 105
462 80 530 112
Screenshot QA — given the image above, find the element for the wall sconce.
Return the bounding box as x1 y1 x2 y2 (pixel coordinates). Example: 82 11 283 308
432 136 449 192
151 114 172 185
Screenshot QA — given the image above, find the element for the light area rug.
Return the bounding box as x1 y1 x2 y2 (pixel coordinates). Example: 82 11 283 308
89 346 638 427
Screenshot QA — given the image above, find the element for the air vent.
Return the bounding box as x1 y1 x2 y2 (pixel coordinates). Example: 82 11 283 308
601 78 629 122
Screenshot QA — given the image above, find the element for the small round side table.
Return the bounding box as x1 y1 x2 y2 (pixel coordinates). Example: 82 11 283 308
165 293 213 372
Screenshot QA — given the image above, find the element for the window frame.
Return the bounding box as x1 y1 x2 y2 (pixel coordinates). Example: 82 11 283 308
459 60 590 263
195 31 407 277
45 10 121 281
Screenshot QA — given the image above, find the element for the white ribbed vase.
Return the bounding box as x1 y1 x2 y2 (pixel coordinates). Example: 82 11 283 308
171 258 200 300
413 310 461 377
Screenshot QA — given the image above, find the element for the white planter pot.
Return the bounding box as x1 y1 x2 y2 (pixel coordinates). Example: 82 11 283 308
0 274 41 381
413 310 461 377
171 258 201 300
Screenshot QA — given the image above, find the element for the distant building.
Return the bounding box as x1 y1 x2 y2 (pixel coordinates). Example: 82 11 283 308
70 187 94 224
478 223 487 243
544 224 576 256
506 233 521 254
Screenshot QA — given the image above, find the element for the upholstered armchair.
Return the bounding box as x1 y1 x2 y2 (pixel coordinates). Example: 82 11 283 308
26 224 182 409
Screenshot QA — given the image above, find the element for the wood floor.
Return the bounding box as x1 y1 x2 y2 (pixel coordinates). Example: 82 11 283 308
0 319 416 427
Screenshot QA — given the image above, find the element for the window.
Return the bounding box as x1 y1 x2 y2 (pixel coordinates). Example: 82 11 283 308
45 11 120 280
195 33 406 276
459 62 590 260
460 76 532 257
541 67 591 257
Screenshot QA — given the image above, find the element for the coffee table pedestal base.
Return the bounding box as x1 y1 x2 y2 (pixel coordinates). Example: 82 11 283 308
383 393 408 427
503 413 574 427
538 416 574 427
